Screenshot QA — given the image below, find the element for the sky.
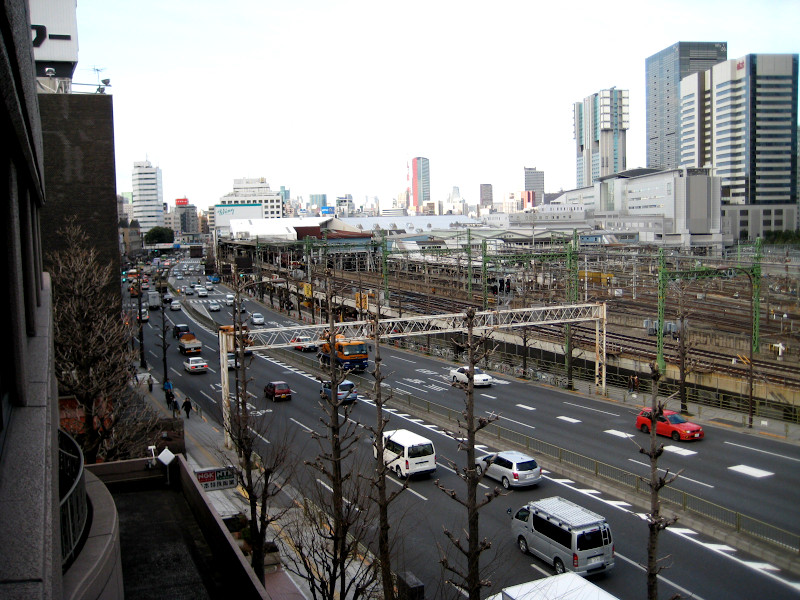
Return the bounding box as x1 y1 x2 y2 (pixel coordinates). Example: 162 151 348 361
73 0 799 212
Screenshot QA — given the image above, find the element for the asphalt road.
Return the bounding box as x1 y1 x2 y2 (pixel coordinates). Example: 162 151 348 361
125 261 800 599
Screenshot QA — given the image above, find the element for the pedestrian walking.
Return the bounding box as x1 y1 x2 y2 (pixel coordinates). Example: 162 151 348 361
628 376 634 393
171 397 180 418
163 378 174 407
147 375 154 392
634 375 640 393
182 397 193 419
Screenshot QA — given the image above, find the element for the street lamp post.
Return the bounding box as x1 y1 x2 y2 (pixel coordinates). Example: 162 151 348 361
137 276 147 369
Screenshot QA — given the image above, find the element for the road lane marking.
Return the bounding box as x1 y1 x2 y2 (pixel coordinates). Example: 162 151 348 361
723 441 800 463
290 417 312 432
615 552 707 600
605 429 634 438
558 416 581 423
436 462 491 489
563 401 619 416
627 459 714 488
388 356 416 363
200 390 217 404
666 527 800 593
663 445 697 456
395 382 432 395
516 404 536 411
386 476 428 500
728 464 774 478
487 412 535 430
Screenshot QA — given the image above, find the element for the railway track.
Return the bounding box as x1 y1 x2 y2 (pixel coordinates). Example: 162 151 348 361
329 273 800 389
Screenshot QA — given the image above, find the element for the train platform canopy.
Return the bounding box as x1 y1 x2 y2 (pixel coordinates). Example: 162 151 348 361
226 216 362 242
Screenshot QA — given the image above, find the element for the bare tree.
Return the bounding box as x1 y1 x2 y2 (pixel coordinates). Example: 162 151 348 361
283 273 378 599
436 308 501 600
364 298 407 600
637 362 681 600
48 219 141 463
102 389 166 462
222 273 294 584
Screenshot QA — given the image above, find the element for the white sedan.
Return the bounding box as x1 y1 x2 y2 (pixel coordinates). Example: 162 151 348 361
183 357 208 373
449 366 493 387
250 312 265 325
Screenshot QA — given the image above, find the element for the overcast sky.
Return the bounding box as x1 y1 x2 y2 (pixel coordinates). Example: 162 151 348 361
74 0 798 212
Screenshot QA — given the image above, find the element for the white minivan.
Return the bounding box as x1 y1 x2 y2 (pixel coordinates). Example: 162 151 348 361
375 429 436 478
225 294 234 306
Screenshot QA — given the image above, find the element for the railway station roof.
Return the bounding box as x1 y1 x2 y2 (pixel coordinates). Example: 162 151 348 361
227 216 363 241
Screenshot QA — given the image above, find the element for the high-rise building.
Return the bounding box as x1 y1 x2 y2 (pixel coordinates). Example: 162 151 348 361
646 42 728 170
574 88 629 188
175 198 200 234
218 178 283 217
524 167 545 205
131 160 164 233
412 157 430 212
479 184 493 208
680 54 798 205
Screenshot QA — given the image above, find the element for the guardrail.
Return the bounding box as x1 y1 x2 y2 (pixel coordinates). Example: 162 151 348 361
59 429 88 569
378 385 800 554
263 344 800 553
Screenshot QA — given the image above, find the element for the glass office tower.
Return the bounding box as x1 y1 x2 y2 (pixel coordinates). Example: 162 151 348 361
646 42 728 170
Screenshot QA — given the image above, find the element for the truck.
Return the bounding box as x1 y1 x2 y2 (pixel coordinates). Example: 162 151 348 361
318 332 369 372
178 333 203 355
147 291 161 309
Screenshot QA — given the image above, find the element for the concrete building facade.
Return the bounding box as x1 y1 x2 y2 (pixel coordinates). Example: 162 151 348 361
680 53 798 207
524 167 545 203
132 160 164 233
412 156 430 213
574 88 629 188
218 178 283 218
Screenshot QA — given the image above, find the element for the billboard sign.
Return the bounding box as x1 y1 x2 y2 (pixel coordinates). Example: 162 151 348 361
29 0 79 70
321 206 335 215
213 204 263 228
176 198 189 206
195 466 236 491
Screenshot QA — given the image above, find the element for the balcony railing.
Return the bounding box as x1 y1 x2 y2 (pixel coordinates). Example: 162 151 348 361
59 429 88 569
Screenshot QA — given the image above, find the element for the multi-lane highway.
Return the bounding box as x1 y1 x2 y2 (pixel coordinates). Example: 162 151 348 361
127 260 800 599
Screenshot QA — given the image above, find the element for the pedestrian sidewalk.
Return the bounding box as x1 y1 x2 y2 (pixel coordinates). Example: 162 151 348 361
132 366 241 476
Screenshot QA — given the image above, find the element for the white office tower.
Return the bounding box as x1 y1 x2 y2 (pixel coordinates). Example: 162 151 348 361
131 160 164 233
219 178 283 218
680 54 798 205
574 88 629 188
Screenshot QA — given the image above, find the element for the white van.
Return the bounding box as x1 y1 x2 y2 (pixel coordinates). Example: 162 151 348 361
225 294 234 306
375 429 436 478
510 496 614 576
487 572 619 600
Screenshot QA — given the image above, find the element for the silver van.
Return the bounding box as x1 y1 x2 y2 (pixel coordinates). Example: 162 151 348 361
510 496 614 576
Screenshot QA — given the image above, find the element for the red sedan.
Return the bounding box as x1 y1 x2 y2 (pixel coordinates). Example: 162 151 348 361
636 409 704 441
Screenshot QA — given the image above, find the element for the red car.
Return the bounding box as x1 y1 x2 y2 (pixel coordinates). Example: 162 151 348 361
264 381 292 402
636 409 704 441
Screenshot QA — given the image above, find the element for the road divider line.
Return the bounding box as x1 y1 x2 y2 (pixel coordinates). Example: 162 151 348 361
563 401 620 416
723 441 800 462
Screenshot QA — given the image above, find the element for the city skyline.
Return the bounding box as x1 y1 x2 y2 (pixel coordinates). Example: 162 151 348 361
73 0 798 212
